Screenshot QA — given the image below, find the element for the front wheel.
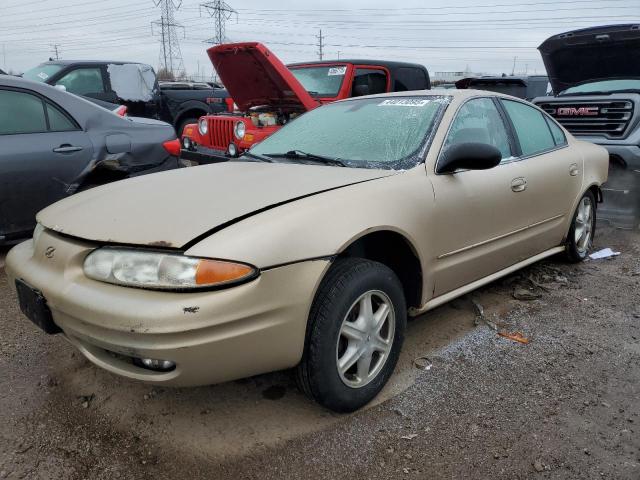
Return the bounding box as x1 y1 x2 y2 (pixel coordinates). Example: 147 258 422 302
296 258 406 412
565 190 596 262
176 117 198 136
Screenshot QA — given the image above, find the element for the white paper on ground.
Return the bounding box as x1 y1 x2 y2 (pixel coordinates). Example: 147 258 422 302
589 248 621 260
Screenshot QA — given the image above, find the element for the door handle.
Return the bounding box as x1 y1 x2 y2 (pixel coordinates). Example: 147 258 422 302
511 177 527 192
569 163 580 176
53 145 83 153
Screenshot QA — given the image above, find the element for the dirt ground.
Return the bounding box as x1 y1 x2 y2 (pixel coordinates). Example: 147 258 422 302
0 225 639 479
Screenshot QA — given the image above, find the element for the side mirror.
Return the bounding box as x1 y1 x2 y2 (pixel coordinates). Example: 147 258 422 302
54 84 67 92
437 142 502 174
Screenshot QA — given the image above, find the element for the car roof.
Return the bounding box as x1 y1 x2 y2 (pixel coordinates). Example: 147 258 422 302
287 59 427 70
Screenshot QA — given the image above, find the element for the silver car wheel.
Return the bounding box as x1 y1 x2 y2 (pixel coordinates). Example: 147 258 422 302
336 290 395 389
574 196 594 254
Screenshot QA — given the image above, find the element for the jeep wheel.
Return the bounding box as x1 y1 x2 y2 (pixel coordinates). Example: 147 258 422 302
296 258 406 412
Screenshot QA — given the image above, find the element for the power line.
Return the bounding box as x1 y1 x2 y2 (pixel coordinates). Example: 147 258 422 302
152 0 185 75
200 0 237 45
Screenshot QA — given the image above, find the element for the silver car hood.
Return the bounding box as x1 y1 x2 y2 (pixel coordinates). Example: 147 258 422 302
37 161 395 248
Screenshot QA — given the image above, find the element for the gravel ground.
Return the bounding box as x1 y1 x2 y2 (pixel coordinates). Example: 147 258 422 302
0 226 639 479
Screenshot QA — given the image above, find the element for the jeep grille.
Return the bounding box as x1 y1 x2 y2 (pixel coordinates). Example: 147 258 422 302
206 117 236 150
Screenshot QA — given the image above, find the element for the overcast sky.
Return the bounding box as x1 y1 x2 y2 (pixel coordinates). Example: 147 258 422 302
2 0 639 78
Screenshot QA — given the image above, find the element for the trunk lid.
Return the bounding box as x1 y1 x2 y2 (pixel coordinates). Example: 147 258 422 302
38 162 394 248
208 42 319 112
538 24 640 94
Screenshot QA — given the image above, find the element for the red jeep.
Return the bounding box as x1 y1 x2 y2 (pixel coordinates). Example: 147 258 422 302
180 42 431 164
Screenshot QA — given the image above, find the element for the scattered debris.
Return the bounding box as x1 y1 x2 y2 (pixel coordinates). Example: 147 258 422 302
512 288 542 301
401 433 418 440
413 356 433 371
589 248 620 260
533 460 544 472
497 331 530 345
78 393 95 409
471 298 498 330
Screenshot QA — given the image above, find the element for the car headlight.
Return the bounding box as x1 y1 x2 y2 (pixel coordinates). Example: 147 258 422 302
234 121 246 140
198 118 208 136
83 248 257 290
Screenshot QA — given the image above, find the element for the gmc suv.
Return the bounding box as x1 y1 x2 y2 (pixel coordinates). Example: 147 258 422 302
533 24 640 228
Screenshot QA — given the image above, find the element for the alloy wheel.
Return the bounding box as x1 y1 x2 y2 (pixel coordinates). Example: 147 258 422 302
336 290 395 388
574 196 594 255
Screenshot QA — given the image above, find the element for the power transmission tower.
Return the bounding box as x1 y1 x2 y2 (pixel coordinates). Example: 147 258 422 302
50 44 60 60
200 0 237 45
152 0 185 78
317 29 324 61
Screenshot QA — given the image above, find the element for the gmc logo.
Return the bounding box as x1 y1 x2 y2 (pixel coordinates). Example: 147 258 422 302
555 106 599 116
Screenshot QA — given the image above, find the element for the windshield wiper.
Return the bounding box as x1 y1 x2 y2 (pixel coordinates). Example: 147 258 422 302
240 151 274 163
264 150 346 167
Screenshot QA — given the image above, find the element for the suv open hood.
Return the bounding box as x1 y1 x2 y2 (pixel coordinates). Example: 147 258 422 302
539 24 640 94
208 42 319 112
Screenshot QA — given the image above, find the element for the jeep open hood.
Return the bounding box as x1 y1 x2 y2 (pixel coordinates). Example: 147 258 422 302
539 24 640 93
207 42 319 112
37 162 394 248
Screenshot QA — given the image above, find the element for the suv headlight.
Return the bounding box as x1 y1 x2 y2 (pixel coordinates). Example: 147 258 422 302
83 248 257 290
234 121 246 140
198 118 208 136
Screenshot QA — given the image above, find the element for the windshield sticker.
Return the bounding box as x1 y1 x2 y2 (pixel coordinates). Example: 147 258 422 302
378 99 432 107
328 66 346 76
37 72 49 80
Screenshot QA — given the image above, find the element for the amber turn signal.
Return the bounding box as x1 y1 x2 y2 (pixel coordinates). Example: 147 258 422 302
195 260 255 286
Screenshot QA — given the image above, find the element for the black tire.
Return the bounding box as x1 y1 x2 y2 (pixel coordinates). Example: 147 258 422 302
296 258 406 412
565 190 596 263
177 117 198 136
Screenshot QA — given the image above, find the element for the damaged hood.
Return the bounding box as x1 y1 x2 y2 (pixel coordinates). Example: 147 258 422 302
37 162 395 248
539 24 640 93
208 42 319 112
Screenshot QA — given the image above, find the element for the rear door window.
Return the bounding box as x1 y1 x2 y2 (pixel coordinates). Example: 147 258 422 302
55 67 106 96
0 89 47 134
352 68 388 96
501 99 556 156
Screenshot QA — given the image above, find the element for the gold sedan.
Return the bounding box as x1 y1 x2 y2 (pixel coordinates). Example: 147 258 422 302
6 90 608 412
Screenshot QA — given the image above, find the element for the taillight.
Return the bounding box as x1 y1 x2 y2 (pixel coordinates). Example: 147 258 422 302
114 105 127 117
162 139 181 156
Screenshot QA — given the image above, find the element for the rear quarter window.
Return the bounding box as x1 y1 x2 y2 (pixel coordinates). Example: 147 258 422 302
394 67 429 91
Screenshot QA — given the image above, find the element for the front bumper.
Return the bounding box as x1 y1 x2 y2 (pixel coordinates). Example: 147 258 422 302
180 145 229 166
6 230 329 387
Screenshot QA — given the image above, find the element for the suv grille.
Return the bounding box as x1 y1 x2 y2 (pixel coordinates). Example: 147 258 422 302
205 116 236 150
537 100 634 138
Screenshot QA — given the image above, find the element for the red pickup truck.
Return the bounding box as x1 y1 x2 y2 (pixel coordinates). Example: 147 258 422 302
180 42 431 164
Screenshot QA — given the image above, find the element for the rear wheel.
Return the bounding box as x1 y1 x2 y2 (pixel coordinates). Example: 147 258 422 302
296 258 406 412
565 190 596 262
